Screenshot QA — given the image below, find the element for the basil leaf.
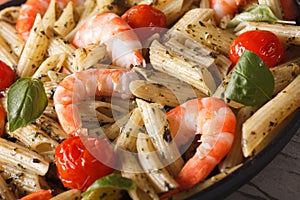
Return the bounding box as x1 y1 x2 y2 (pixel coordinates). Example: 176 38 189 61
82 173 136 198
7 78 48 132
225 50 274 106
227 5 296 28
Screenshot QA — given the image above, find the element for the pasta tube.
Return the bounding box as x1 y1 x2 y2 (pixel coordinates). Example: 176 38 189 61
0 6 20 24
17 14 50 77
136 132 179 193
0 173 16 200
258 0 283 19
242 75 300 157
234 21 300 45
150 40 216 95
0 163 42 194
0 21 24 57
54 1 76 37
0 138 49 176
136 99 184 177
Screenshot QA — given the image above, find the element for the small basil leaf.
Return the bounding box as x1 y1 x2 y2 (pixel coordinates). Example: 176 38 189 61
225 50 274 106
227 5 296 28
82 173 136 198
7 78 48 132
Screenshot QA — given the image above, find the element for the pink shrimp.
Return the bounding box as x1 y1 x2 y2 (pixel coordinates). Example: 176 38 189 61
72 12 145 69
16 0 84 40
210 0 246 23
53 68 138 136
166 97 236 190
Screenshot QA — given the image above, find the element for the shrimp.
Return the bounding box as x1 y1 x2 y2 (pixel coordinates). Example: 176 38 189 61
210 0 246 23
16 0 83 40
53 68 138 136
72 12 145 69
166 97 236 190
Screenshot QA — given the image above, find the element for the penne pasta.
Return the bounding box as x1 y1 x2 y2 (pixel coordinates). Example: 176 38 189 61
136 132 179 193
0 163 42 195
136 99 184 177
6 124 59 155
0 33 18 69
54 1 76 37
242 75 300 157
47 37 76 72
0 138 49 176
168 8 236 55
0 172 16 200
32 54 66 82
150 39 216 95
0 6 20 24
17 14 50 77
234 21 300 45
121 153 159 200
42 0 57 32
115 108 143 152
0 21 24 57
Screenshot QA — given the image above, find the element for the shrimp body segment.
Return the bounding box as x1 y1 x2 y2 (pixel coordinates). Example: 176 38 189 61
16 0 83 40
53 68 138 136
72 13 145 69
166 97 236 190
210 0 245 22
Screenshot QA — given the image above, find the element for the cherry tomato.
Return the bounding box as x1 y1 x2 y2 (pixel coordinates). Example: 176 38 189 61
229 30 285 68
0 104 5 137
20 189 52 200
0 60 15 90
280 0 299 21
121 4 167 40
55 136 115 191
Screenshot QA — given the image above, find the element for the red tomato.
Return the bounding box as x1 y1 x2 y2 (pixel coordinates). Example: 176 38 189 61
229 30 285 68
121 4 167 40
0 104 5 137
0 60 15 90
20 189 52 200
280 0 299 21
55 136 115 191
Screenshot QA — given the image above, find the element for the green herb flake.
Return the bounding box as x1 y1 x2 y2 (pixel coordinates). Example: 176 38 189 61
7 78 48 132
225 50 274 106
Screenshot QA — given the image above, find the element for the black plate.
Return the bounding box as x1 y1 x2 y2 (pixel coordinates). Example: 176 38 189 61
1 1 299 199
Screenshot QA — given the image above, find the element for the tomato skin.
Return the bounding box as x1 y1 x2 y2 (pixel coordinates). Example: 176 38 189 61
20 189 52 200
55 136 115 191
121 4 167 40
229 30 285 68
0 60 15 90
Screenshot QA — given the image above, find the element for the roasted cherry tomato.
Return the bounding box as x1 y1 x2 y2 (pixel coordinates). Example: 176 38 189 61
55 136 115 191
229 30 285 68
0 104 5 137
0 60 15 90
121 4 167 40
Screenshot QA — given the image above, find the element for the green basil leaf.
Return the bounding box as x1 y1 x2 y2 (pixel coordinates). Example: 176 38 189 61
225 50 274 106
7 78 48 132
82 173 136 198
227 5 296 28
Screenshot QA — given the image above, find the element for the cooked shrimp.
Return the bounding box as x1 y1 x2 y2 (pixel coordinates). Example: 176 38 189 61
210 0 246 22
16 0 83 40
53 68 138 136
166 97 236 190
72 12 145 69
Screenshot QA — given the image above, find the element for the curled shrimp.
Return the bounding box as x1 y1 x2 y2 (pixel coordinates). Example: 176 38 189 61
210 0 246 23
166 97 236 190
72 12 145 69
16 0 83 40
53 68 138 136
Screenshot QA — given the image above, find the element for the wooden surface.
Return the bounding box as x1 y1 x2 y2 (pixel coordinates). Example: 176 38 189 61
226 127 300 200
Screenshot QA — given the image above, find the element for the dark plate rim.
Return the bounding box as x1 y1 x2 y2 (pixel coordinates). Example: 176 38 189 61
1 1 299 199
